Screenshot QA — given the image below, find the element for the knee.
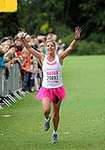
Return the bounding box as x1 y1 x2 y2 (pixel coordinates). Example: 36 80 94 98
43 108 50 115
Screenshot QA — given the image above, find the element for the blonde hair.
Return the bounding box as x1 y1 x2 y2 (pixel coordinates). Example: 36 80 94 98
46 39 56 47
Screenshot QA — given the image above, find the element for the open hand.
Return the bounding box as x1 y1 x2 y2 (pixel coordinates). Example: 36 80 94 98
75 26 81 40
17 31 27 39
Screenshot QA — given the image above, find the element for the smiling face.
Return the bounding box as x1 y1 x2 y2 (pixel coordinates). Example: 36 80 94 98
46 41 56 55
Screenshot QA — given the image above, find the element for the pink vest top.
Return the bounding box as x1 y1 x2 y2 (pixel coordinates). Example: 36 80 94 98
42 55 63 88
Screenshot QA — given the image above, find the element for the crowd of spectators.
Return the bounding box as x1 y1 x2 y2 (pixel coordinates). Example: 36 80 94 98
0 30 65 93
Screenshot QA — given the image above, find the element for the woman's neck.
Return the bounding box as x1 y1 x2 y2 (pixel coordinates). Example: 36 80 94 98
47 53 55 62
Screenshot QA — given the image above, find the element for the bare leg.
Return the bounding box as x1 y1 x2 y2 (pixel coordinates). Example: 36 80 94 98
52 101 61 132
42 97 51 131
42 97 51 119
51 101 61 143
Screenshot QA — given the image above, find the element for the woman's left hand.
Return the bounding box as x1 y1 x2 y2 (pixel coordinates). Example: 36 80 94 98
75 26 81 40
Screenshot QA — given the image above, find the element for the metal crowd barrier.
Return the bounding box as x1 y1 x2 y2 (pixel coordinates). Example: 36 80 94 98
0 63 27 109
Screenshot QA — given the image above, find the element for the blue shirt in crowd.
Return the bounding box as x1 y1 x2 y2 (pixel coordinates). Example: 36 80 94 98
0 56 5 70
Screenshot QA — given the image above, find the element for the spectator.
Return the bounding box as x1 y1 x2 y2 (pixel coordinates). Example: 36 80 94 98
0 46 5 70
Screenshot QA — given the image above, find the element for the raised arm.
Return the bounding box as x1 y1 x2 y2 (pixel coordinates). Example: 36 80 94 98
59 27 81 62
21 38 43 61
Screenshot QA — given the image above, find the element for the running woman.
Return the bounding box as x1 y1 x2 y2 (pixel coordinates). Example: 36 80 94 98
20 27 81 144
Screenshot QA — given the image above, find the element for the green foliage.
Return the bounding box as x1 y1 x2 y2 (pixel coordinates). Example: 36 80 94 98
0 0 105 55
40 22 52 34
87 32 105 44
54 24 105 55
17 0 64 34
0 13 18 38
79 0 105 33
54 23 74 44
75 41 105 55
0 31 3 37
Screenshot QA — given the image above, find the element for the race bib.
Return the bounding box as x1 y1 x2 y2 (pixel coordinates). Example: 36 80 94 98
47 71 59 83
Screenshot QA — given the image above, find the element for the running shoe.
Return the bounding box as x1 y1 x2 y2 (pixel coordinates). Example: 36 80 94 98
43 116 51 131
51 132 58 144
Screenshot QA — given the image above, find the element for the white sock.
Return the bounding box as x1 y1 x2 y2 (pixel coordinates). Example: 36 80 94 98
53 130 57 134
44 117 49 121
